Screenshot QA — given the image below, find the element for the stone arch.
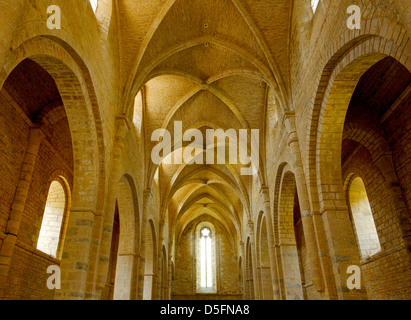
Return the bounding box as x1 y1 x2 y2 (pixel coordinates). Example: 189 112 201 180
158 245 168 300
306 32 411 214
306 34 411 299
1 36 103 212
0 36 104 299
314 50 410 214
277 169 304 300
125 35 282 116
342 122 392 164
145 106 265 195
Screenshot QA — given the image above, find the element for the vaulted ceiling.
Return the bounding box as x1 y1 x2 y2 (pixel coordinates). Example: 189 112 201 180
117 0 293 240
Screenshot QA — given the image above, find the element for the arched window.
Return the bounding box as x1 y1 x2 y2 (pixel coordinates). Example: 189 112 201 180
133 90 143 135
348 176 381 260
311 0 319 13
37 179 69 258
200 228 212 288
196 224 216 293
90 0 98 13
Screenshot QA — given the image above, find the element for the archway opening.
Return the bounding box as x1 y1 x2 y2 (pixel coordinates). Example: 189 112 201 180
278 171 304 300
317 50 411 299
0 56 78 299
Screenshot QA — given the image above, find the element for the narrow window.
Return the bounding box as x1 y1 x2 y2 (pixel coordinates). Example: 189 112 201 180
196 225 216 293
311 0 319 13
90 0 98 13
200 228 212 288
349 177 381 259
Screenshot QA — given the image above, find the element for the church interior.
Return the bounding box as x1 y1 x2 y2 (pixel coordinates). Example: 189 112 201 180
0 0 410 300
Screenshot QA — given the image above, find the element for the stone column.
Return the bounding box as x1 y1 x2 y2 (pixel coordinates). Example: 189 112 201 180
0 125 44 297
248 220 261 300
395 0 411 37
239 240 246 299
284 112 325 293
137 189 153 299
168 241 173 300
260 186 281 300
56 209 96 300
95 116 129 294
155 219 164 300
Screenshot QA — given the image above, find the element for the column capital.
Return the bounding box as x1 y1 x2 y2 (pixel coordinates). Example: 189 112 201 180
259 185 270 203
143 189 153 209
247 220 254 235
115 115 130 140
283 111 296 133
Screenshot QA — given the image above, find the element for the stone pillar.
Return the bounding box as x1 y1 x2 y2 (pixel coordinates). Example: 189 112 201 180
146 273 158 300
273 243 285 299
395 0 411 37
168 241 173 300
137 189 153 299
260 186 281 300
113 253 136 300
311 211 338 299
248 220 261 300
0 125 44 297
239 240 246 299
95 116 129 294
155 219 164 300
284 112 325 293
256 266 262 298
56 209 96 300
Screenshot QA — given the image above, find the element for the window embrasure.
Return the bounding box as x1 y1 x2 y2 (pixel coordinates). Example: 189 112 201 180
348 176 381 260
90 0 98 13
311 0 319 13
37 178 70 259
196 223 217 293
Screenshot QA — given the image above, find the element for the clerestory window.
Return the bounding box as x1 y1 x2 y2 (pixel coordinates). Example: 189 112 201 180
311 0 319 13
90 0 98 13
196 224 216 293
200 228 212 288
